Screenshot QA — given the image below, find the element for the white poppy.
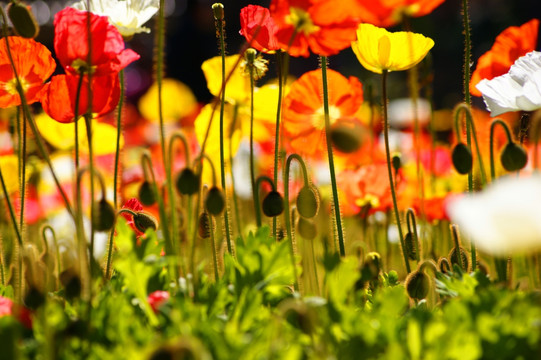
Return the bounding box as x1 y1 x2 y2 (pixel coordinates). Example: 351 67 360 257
476 51 541 117
447 175 541 256
72 0 160 38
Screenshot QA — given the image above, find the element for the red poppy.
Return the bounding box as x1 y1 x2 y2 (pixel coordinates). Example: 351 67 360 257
54 7 139 76
282 69 363 157
0 37 55 108
240 5 280 53
120 198 145 237
40 73 120 123
147 290 170 313
352 0 447 28
269 0 360 57
470 19 539 97
0 296 32 329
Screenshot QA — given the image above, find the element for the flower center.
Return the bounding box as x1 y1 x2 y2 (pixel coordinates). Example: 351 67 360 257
312 105 341 130
285 7 319 35
70 59 96 74
4 77 29 95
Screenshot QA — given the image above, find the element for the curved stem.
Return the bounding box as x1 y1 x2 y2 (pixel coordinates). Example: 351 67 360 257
193 153 218 188
284 154 307 291
254 175 276 224
382 70 411 274
489 119 514 181
320 56 346 257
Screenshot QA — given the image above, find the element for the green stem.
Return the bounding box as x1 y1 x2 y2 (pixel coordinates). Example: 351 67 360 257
215 11 233 255
272 51 288 238
450 224 466 271
17 107 26 233
489 119 514 181
208 212 219 281
156 0 176 253
381 70 411 274
142 151 177 279
284 154 309 291
229 105 243 239
249 61 259 227
113 70 124 209
320 56 346 257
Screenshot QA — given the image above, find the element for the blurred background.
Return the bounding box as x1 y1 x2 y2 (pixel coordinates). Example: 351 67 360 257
0 0 540 111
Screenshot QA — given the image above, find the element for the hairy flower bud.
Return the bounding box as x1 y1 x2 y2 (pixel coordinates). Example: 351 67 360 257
262 191 284 217
175 168 200 195
7 2 39 39
138 181 156 206
205 187 225 215
296 186 319 219
500 142 528 172
452 143 473 174
92 198 115 232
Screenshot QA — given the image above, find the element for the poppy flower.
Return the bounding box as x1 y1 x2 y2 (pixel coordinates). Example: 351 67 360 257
147 290 170 313
269 0 360 57
447 175 541 255
40 73 120 123
120 198 145 237
54 7 139 76
0 296 32 329
351 23 434 74
239 5 280 53
0 36 55 108
338 163 406 216
282 69 363 157
470 19 539 97
352 0 447 28
476 51 541 117
72 0 159 39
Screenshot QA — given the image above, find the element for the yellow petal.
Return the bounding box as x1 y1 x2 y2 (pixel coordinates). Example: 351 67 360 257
201 55 250 105
0 154 19 194
351 23 434 74
138 78 197 124
36 111 76 150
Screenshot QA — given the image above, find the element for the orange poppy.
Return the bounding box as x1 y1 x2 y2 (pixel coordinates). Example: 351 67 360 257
470 19 539 97
0 36 56 108
351 0 447 28
338 162 406 216
270 0 360 57
282 69 363 157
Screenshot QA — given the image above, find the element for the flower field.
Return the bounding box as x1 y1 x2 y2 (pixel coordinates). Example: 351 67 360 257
0 0 541 359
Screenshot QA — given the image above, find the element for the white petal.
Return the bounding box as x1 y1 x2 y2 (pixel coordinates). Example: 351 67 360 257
447 175 541 256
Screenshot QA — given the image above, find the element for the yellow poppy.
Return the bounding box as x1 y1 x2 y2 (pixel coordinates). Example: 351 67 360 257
138 78 198 124
0 154 19 194
36 111 123 156
201 55 250 105
351 23 434 74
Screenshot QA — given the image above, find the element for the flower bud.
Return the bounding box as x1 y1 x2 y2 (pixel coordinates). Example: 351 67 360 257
138 181 156 206
437 257 451 274
198 212 211 239
405 270 430 300
404 231 417 261
262 191 284 217
7 2 39 39
296 217 317 240
280 300 315 335
392 153 401 172
452 143 473 174
500 142 528 172
296 186 319 219
175 168 200 195
59 268 82 300
448 246 470 272
212 3 224 20
205 187 225 215
330 120 363 153
23 285 44 310
92 198 115 232
133 212 158 234
361 252 382 282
